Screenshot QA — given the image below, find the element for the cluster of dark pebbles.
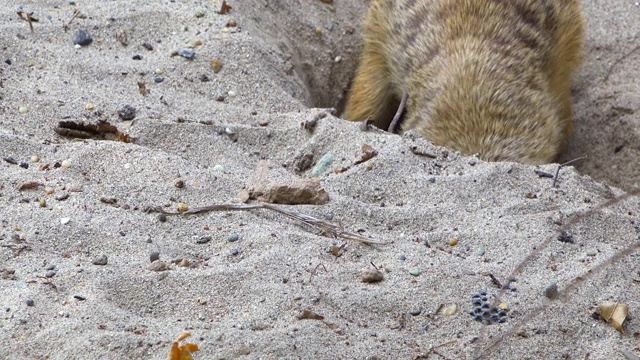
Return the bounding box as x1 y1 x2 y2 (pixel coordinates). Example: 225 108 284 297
469 290 509 325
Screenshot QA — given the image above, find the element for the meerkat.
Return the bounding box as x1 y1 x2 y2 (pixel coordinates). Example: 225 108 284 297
344 0 584 164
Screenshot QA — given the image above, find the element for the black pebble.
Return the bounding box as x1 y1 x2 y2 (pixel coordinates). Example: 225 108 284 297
154 77 164 83
26 299 34 306
142 42 154 51
117 105 136 120
132 54 142 60
19 162 28 169
73 29 93 46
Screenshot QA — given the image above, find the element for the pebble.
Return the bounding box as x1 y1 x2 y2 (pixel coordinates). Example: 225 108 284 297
73 29 93 46
227 233 239 242
92 255 108 266
117 105 136 120
230 249 239 256
408 268 421 276
196 236 211 244
543 283 560 300
26 299 34 307
194 8 206 17
227 90 237 98
213 164 224 172
158 214 167 222
149 260 168 271
210 58 223 73
61 160 71 168
44 186 55 195
177 202 189 212
361 268 384 283
73 294 86 301
178 48 196 59
143 42 154 51
449 238 458 246
409 308 422 316
45 264 56 271
60 217 71 225
132 54 142 60
19 162 28 169
154 76 164 83
443 304 458 316
45 271 56 278
18 106 28 114
310 153 334 177
476 246 486 256
398 255 406 261
586 250 597 256
174 178 185 188
30 155 39 163
149 251 160 263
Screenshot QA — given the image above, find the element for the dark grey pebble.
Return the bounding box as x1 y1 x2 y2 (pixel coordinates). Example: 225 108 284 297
227 233 239 242
73 29 93 46
409 308 422 316
4 59 11 65
399 255 406 261
26 299 34 307
45 271 56 278
149 251 160 262
45 264 56 271
178 48 195 59
3 157 17 165
231 249 239 256
142 42 153 51
92 255 108 265
117 105 136 120
197 236 211 244
543 283 559 300
55 192 69 201
154 77 164 83
73 294 86 301
158 214 167 222
132 54 142 60
215 95 226 102
199 74 210 82
19 162 28 169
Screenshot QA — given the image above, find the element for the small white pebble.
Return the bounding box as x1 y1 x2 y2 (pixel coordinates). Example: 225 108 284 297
213 164 224 172
124 163 131 169
61 160 72 168
85 102 94 111
74 44 81 49
224 127 235 135
60 217 71 225
227 90 237 98
30 155 39 163
19 106 28 114
44 186 55 195
155 68 163 75
334 56 342 63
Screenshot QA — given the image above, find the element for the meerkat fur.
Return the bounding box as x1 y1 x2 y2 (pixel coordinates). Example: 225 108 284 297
344 0 584 164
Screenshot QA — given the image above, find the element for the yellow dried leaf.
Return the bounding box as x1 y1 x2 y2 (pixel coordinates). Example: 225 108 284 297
167 331 200 360
599 301 628 334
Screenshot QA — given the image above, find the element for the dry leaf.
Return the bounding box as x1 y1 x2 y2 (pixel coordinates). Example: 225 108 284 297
600 301 628 333
296 308 324 320
166 331 200 360
217 0 232 14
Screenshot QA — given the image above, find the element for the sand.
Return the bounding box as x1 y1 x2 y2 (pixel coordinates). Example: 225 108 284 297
1 1 639 359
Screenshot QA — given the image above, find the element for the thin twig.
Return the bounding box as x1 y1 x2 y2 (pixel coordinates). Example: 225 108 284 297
388 91 408 133
152 202 387 245
553 156 587 187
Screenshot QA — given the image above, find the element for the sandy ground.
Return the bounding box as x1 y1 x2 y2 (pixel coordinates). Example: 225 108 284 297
1 1 639 359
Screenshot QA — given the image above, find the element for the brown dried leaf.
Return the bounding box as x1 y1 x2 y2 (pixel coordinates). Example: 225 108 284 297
600 301 628 333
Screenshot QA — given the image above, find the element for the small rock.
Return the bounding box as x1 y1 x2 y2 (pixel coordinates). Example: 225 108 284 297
18 105 28 114
227 233 239 242
158 214 167 222
586 249 597 256
60 217 71 225
196 236 211 244
73 294 86 301
230 249 239 256
178 48 196 59
149 260 168 271
213 164 224 172
398 255 406 261
132 54 142 60
409 268 421 276
61 159 72 168
361 268 384 283
476 246 486 256
544 283 560 300
73 29 93 46
19 162 28 169
409 308 422 316
154 76 164 83
174 178 185 188
117 105 136 120
210 58 223 73
45 271 56 278
92 255 108 266
45 264 56 271
149 251 160 263
26 299 34 307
